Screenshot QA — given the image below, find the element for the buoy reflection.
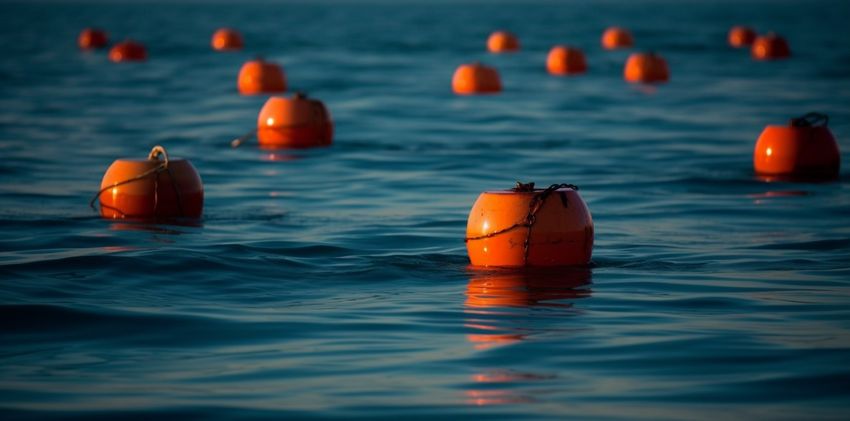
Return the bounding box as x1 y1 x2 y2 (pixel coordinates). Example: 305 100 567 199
463 267 590 406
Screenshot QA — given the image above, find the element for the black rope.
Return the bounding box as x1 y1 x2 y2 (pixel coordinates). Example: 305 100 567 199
465 182 579 264
790 112 829 127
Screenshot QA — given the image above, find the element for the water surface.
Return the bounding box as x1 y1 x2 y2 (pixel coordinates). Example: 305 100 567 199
1 0 850 419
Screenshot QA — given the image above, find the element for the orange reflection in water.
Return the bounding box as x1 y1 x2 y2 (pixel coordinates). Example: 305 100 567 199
465 266 591 309
465 389 536 406
463 267 591 407
260 151 302 162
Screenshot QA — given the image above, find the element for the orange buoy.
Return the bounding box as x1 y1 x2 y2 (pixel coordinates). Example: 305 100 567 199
212 28 244 51
751 33 790 60
452 62 501 95
624 52 669 83
465 268 591 308
108 40 147 62
237 57 286 95
257 93 333 148
94 146 203 220
78 28 108 50
466 182 593 267
546 45 587 76
487 31 520 53
601 27 633 50
753 112 840 180
728 26 756 48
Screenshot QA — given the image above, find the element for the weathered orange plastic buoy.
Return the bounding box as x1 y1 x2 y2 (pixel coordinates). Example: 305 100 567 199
237 58 286 95
624 52 669 83
728 26 756 48
108 40 147 62
753 112 840 180
93 146 203 220
601 27 633 50
452 62 501 95
212 28 244 51
752 33 791 60
466 182 593 267
487 31 520 53
257 93 333 148
78 28 108 50
546 45 587 76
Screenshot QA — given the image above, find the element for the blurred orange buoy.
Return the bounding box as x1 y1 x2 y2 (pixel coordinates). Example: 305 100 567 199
466 182 594 267
601 27 633 50
212 28 244 51
546 45 587 76
728 26 756 48
487 31 520 53
624 52 669 83
108 40 147 62
238 58 287 95
452 62 501 95
257 93 333 148
78 28 108 50
753 112 840 180
93 146 204 220
751 33 790 60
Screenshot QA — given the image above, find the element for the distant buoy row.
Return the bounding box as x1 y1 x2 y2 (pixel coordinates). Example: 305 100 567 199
78 28 147 62
78 27 248 62
458 27 653 93
728 26 791 60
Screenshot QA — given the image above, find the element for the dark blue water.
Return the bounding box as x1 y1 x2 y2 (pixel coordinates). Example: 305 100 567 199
2 0 850 419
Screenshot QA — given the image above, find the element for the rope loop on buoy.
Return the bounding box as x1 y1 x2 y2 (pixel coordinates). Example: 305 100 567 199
465 182 580 263
89 145 186 218
791 112 829 128
147 145 169 165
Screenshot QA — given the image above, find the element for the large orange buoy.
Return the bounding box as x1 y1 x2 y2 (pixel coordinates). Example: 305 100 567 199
93 146 203 220
624 52 669 83
466 182 593 267
452 62 501 95
108 40 147 62
256 93 333 148
546 45 587 76
601 27 633 50
728 26 756 48
751 33 791 60
487 31 520 53
211 28 244 51
753 112 840 180
237 58 287 95
78 28 108 50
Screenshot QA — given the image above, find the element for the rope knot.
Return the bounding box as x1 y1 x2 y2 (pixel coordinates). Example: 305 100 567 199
513 181 535 192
